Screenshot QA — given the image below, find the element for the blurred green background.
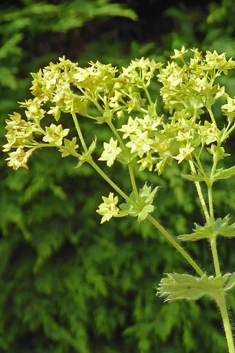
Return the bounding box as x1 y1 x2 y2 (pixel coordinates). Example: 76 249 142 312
1 0 235 352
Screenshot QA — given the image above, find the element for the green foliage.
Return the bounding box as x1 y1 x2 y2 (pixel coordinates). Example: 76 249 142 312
0 0 136 34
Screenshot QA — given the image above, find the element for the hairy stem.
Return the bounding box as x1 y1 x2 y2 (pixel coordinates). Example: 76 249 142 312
72 112 88 152
207 178 221 276
108 121 127 153
147 214 204 277
128 162 142 205
87 156 203 277
107 121 142 204
88 158 138 209
189 161 210 223
216 293 235 353
210 237 221 277
207 183 215 223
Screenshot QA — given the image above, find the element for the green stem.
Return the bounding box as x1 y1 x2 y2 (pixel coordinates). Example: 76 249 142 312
193 151 207 178
189 161 210 223
147 214 204 277
72 112 88 152
128 161 142 205
88 157 203 277
143 86 152 105
108 121 129 156
216 293 235 353
207 106 217 127
210 237 221 277
223 122 235 141
71 111 142 207
88 158 138 209
210 146 219 178
107 121 142 205
207 183 214 223
207 180 221 276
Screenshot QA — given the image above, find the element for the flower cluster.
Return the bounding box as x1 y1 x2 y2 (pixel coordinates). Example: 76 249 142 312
158 48 234 114
119 109 201 174
3 105 72 170
3 48 235 182
96 184 159 223
115 49 235 174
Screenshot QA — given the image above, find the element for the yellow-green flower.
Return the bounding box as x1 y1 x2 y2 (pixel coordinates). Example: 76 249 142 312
174 143 194 164
43 124 69 146
204 50 235 74
6 146 32 170
118 117 139 139
171 46 188 60
222 97 235 122
98 137 121 167
126 130 151 158
48 106 61 121
96 193 120 223
4 112 36 151
198 121 218 145
137 153 157 171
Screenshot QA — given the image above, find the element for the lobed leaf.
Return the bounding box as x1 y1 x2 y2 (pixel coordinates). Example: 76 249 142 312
119 184 158 222
182 165 235 184
213 215 235 237
179 215 235 241
213 166 235 181
178 223 213 241
182 173 209 183
157 273 229 302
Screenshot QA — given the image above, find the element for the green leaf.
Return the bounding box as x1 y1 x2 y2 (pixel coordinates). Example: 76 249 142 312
182 166 235 183
217 225 235 237
224 273 235 291
213 215 235 237
178 223 214 241
213 166 235 181
137 204 154 222
214 215 230 230
179 215 235 241
139 184 158 204
0 33 23 60
59 137 79 158
157 273 229 302
182 173 209 182
119 184 158 222
75 139 96 168
0 66 17 89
